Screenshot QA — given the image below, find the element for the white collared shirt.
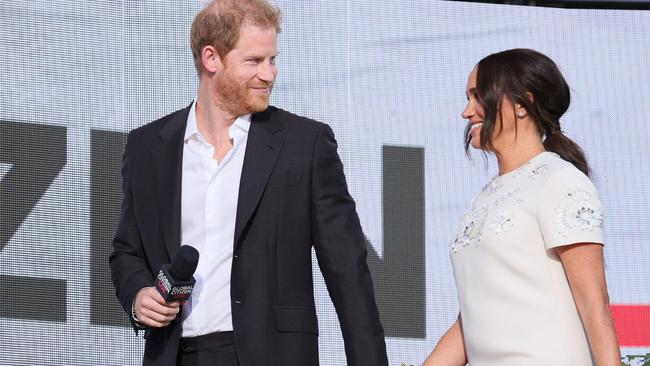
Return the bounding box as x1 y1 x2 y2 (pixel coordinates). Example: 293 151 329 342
180 100 250 337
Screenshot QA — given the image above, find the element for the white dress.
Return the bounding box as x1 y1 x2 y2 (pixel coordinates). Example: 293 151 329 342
450 152 603 366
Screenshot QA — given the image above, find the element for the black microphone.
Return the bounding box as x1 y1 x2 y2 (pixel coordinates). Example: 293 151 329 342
154 245 199 303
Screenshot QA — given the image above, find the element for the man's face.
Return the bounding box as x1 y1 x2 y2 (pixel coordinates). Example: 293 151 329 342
213 24 278 115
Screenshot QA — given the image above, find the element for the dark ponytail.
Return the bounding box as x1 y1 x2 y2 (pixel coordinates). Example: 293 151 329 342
469 48 591 176
543 131 590 176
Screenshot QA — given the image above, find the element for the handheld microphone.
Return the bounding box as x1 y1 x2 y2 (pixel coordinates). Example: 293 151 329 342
154 245 199 303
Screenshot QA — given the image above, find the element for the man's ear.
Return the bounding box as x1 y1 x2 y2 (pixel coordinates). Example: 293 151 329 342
201 45 223 73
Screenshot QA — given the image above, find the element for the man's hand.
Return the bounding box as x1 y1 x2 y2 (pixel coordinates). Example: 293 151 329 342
133 287 181 328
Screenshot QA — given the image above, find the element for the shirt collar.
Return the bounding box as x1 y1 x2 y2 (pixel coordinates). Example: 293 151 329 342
233 113 252 134
184 100 200 142
185 100 252 141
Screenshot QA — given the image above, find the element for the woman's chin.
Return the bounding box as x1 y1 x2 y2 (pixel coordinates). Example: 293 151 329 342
470 139 483 150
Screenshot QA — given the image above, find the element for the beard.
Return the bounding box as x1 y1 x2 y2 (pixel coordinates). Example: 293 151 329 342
212 68 273 116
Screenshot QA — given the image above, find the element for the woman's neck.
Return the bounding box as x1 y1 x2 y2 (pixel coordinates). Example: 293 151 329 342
495 138 546 175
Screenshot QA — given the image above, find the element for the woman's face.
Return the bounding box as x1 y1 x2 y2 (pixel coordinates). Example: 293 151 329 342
462 67 484 149
461 66 519 152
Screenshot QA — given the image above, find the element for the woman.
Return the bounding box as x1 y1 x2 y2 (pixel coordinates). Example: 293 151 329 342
423 49 620 365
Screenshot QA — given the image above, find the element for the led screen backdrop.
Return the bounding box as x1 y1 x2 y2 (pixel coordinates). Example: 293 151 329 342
1 1 648 365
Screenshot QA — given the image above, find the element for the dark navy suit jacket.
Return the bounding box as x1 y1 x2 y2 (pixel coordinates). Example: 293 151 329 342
109 105 388 366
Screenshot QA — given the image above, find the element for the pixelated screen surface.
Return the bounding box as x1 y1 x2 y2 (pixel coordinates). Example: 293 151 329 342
0 1 648 365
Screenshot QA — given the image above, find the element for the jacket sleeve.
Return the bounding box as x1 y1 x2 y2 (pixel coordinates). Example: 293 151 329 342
109 134 154 332
310 124 388 366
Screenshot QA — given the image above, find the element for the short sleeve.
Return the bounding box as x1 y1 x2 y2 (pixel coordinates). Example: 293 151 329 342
537 167 604 249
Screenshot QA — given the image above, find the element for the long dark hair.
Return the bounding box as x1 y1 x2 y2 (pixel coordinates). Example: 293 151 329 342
464 48 590 176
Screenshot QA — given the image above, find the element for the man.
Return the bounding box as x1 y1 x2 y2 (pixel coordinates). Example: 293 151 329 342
109 1 388 365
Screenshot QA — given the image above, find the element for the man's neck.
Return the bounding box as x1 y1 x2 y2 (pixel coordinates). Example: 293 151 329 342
194 86 244 162
195 86 238 147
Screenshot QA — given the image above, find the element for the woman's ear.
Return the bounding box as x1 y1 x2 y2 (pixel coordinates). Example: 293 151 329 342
515 104 527 119
526 91 535 103
516 92 534 119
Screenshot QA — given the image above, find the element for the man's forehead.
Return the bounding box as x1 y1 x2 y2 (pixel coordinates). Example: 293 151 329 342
231 26 277 49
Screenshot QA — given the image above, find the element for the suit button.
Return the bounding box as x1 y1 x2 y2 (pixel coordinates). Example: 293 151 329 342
180 339 189 351
233 254 239 260
233 300 242 305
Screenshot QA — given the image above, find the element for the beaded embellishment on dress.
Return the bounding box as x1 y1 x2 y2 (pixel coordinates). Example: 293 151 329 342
451 204 488 253
553 185 603 237
489 210 514 235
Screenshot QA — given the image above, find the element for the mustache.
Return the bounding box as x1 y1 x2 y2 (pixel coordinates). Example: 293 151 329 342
248 81 273 88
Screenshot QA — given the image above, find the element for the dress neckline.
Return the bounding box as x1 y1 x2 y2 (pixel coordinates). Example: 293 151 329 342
496 151 554 179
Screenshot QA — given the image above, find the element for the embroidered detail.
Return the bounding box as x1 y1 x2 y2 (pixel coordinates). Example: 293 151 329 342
553 185 603 237
482 160 547 199
482 178 503 195
525 162 549 178
451 205 487 254
489 210 514 234
512 161 549 180
495 185 523 207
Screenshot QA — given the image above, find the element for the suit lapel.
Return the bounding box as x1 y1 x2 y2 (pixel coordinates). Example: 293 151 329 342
152 106 190 260
234 108 284 250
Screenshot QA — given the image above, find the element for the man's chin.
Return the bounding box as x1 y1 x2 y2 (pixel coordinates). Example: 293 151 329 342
247 97 270 113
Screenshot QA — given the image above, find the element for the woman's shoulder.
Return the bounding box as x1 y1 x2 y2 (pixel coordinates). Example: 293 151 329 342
539 152 592 185
535 153 599 204
534 153 604 246
507 151 581 185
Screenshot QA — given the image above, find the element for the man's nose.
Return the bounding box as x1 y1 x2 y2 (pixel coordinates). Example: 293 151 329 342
258 62 276 82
